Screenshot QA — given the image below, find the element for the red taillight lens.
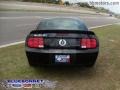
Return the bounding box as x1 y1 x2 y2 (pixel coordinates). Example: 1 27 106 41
81 39 97 48
27 37 44 48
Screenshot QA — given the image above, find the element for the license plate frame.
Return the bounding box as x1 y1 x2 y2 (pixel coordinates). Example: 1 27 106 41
55 55 70 63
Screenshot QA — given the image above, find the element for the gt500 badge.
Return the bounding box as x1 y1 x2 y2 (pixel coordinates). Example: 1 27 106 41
59 39 66 46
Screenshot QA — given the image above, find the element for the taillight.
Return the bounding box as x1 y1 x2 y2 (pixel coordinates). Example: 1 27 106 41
81 39 97 49
27 37 44 48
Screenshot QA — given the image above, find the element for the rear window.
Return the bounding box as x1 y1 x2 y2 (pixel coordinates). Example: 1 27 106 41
36 18 88 31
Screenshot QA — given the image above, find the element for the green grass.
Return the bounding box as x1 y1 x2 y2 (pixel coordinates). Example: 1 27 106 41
0 25 120 90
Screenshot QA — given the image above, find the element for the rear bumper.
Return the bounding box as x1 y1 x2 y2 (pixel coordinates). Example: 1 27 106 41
26 48 99 66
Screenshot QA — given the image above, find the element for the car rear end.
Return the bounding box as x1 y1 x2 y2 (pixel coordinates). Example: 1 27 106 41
25 30 99 67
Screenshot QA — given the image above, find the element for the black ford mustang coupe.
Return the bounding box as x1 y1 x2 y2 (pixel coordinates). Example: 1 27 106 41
25 18 99 67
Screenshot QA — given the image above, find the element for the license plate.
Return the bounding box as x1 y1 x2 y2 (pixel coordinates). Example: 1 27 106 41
55 55 70 63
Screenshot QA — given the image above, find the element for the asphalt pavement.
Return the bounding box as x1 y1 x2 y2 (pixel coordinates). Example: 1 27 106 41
0 11 120 46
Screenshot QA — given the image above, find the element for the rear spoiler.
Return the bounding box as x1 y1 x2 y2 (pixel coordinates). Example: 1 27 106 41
30 30 95 35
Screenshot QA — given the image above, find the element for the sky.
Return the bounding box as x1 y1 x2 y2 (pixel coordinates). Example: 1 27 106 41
63 0 120 14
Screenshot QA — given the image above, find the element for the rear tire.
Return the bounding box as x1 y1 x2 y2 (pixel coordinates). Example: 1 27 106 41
28 59 37 67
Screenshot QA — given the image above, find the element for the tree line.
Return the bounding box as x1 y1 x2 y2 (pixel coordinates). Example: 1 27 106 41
22 0 62 4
